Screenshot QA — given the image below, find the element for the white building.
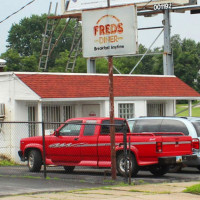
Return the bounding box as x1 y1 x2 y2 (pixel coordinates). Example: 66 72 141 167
0 72 200 162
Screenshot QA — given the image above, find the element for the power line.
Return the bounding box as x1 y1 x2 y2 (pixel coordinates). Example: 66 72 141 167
0 0 37 24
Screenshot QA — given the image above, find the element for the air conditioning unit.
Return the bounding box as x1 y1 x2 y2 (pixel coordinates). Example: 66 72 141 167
0 104 5 118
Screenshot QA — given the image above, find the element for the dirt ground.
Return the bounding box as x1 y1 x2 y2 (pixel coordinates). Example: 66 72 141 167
1 181 200 200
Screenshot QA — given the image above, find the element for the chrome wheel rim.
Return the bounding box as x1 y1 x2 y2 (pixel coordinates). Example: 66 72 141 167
28 154 34 168
119 158 131 173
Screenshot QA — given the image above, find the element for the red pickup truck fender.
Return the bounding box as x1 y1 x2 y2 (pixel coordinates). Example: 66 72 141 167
23 143 43 158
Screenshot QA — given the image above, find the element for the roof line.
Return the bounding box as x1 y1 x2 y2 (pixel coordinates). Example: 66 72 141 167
13 72 175 78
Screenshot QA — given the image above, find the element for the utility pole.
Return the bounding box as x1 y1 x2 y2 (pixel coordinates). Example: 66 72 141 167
107 0 116 180
163 9 174 75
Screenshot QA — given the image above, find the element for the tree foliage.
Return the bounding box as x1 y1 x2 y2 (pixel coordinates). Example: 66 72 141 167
2 14 77 71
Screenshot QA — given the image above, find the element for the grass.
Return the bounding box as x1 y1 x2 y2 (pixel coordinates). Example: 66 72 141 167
0 160 17 166
183 183 200 195
0 155 17 166
176 103 200 117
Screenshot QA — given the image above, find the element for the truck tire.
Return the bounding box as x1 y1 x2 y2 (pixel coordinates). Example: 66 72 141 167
28 150 42 172
116 153 138 177
149 165 169 176
63 166 75 173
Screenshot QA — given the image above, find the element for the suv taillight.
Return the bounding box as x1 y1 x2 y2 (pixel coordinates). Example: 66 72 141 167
156 142 162 152
192 138 199 150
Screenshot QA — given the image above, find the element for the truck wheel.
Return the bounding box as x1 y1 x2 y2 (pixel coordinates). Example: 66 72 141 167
149 165 169 176
28 150 42 172
116 153 138 177
63 166 75 173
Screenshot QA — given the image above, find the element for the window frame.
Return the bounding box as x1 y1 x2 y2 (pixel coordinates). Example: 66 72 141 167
118 103 135 119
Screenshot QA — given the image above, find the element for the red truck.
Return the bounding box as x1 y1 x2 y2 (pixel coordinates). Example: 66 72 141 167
18 117 198 176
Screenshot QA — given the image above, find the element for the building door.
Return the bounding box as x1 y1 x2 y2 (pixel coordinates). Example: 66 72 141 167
82 104 100 117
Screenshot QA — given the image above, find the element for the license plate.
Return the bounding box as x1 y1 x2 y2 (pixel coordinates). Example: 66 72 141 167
176 156 182 163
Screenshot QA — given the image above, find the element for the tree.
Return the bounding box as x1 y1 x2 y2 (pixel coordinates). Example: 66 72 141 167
7 15 47 56
1 49 22 71
4 14 78 71
1 49 38 72
172 37 200 89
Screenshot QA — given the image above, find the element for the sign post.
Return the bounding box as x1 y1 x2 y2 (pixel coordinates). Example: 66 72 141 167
107 0 116 180
108 56 116 180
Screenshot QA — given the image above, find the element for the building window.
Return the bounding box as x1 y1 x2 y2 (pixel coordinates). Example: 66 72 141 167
64 105 75 121
42 105 60 123
147 103 165 116
118 103 134 119
42 105 75 130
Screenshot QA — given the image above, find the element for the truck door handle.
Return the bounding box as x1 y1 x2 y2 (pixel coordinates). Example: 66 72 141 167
74 138 79 141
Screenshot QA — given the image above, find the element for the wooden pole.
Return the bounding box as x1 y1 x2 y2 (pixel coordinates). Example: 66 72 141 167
108 56 116 180
107 0 116 180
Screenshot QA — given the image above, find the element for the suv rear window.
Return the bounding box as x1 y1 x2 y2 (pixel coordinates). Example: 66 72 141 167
132 119 162 133
161 119 189 136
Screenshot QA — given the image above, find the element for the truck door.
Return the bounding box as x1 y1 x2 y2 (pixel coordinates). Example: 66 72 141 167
78 120 98 166
45 120 82 164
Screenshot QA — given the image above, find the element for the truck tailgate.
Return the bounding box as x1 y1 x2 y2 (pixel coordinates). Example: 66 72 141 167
160 135 192 156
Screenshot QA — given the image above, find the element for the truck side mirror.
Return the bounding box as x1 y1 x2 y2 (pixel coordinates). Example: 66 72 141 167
55 130 59 137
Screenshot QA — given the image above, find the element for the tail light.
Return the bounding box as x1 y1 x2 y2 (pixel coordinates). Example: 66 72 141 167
156 142 162 153
192 138 199 150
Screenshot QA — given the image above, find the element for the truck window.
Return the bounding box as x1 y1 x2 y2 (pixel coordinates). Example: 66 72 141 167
83 120 97 136
161 119 189 135
133 119 162 133
59 120 82 136
100 120 126 135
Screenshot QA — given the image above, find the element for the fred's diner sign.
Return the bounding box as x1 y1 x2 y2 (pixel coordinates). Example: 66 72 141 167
82 5 138 58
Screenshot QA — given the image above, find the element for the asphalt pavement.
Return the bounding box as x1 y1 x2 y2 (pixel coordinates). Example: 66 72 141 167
0 166 200 197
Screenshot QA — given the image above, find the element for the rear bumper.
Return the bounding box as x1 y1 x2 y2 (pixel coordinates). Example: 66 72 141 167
158 154 197 165
183 151 200 166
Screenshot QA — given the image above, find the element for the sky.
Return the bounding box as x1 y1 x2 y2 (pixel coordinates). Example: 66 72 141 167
0 0 200 55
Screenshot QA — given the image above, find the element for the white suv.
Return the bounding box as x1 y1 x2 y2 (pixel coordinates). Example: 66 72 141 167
128 117 200 171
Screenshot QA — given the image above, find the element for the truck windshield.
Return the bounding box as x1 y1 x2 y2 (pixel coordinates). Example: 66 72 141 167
192 121 200 137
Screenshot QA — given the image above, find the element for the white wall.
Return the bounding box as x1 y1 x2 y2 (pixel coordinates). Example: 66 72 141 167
14 76 40 101
165 100 175 116
0 74 13 121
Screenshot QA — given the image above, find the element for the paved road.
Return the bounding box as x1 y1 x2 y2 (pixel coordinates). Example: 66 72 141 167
0 166 199 197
